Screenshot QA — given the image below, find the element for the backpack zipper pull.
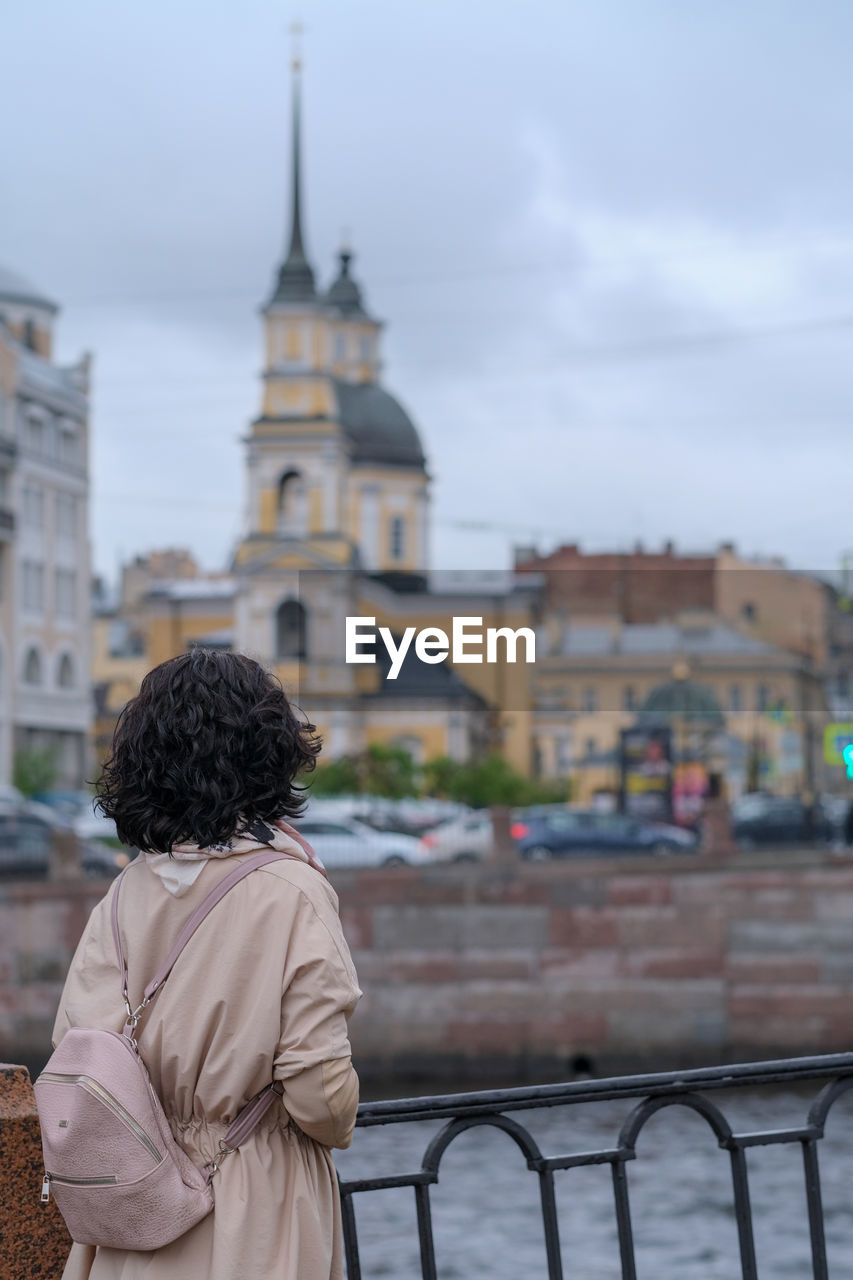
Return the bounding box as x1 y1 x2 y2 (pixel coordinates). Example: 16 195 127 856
41 1174 51 1203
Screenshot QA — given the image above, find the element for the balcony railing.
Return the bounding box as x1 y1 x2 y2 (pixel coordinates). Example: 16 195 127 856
339 1052 853 1280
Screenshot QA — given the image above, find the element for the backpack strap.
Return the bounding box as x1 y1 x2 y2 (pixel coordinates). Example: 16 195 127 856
110 847 303 1173
111 848 298 1009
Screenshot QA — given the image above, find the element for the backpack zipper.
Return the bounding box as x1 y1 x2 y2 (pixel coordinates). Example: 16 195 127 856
42 1171 118 1201
37 1072 162 1162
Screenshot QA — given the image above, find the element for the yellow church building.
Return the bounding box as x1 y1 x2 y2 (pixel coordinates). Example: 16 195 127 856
94 56 536 774
93 57 834 802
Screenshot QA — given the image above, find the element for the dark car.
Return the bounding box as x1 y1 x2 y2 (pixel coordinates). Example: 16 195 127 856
731 794 832 849
0 810 129 880
512 809 698 860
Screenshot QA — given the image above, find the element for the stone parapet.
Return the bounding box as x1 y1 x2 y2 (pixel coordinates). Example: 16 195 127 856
0 1063 70 1279
3 850 853 1082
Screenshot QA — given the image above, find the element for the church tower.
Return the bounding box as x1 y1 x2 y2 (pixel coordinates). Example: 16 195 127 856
233 49 430 680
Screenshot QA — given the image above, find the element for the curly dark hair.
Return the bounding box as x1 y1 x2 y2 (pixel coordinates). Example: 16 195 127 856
96 649 320 852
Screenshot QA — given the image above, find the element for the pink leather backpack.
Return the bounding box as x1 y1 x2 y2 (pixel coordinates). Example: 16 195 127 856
35 849 293 1250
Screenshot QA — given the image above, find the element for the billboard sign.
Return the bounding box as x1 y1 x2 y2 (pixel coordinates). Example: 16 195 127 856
824 723 853 767
619 726 673 822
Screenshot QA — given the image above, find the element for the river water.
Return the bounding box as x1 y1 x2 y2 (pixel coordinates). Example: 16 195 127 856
335 1085 853 1278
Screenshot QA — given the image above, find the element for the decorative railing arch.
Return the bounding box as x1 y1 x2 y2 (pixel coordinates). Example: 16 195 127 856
339 1052 853 1280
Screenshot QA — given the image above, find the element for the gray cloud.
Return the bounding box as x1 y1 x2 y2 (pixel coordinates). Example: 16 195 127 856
3 0 851 579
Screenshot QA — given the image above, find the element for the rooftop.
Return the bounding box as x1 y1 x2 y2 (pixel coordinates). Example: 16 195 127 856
0 265 57 312
550 620 781 658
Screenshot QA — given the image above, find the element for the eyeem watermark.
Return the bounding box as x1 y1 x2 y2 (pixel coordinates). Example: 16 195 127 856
345 616 536 680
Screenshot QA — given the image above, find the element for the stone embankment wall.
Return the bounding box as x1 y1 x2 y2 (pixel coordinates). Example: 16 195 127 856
0 1063 70 1278
3 851 853 1080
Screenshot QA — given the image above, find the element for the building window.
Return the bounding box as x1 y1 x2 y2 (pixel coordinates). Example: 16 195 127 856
23 319 38 352
276 469 303 530
390 735 425 766
623 685 636 713
334 333 346 362
57 652 75 688
57 493 77 539
729 684 743 713
556 735 572 772
26 412 43 454
44 416 58 459
59 427 79 466
583 685 598 713
275 599 307 660
108 619 145 658
22 560 44 614
390 516 405 562
585 737 596 757
55 568 76 620
359 335 372 362
23 485 44 528
757 683 770 712
23 646 42 685
285 326 301 360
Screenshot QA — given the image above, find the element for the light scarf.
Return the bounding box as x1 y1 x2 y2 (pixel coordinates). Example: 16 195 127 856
143 817 326 897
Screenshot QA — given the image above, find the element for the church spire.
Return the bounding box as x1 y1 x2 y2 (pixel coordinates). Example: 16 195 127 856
270 29 316 304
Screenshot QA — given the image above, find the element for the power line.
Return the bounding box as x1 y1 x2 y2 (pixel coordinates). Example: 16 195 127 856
79 307 853 412
59 234 853 310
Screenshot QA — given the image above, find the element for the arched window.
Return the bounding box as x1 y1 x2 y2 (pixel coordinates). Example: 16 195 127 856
23 646 42 685
276 470 305 534
390 734 425 766
390 516 406 562
57 652 75 688
275 600 307 660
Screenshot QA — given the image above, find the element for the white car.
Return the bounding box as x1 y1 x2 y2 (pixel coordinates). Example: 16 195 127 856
73 806 119 843
294 816 431 869
419 811 493 862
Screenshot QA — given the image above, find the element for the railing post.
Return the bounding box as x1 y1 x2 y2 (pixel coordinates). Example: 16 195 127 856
611 1159 637 1280
802 1139 828 1280
538 1167 564 1280
340 1188 362 1280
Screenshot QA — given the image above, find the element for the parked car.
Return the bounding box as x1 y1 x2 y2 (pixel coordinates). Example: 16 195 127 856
293 817 431 869
72 803 119 844
0 810 130 879
731 794 832 849
32 789 95 820
419 811 493 862
513 809 698 860
304 796 470 839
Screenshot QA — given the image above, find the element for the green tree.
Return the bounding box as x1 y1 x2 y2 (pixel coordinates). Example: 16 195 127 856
308 743 419 800
307 755 362 797
423 754 570 808
13 747 58 798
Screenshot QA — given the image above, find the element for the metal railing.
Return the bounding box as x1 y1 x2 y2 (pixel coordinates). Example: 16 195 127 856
339 1052 853 1280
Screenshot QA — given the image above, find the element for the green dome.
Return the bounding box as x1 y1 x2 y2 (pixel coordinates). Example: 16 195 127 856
333 379 426 470
638 678 724 726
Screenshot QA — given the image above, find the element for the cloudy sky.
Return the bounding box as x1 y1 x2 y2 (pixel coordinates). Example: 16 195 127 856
3 0 852 582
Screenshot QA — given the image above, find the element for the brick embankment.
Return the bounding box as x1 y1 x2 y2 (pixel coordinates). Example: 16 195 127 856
331 849 853 1081
0 1063 70 1279
2 851 853 1081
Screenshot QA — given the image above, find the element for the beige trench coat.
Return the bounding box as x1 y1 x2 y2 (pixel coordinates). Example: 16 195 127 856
51 852 361 1280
